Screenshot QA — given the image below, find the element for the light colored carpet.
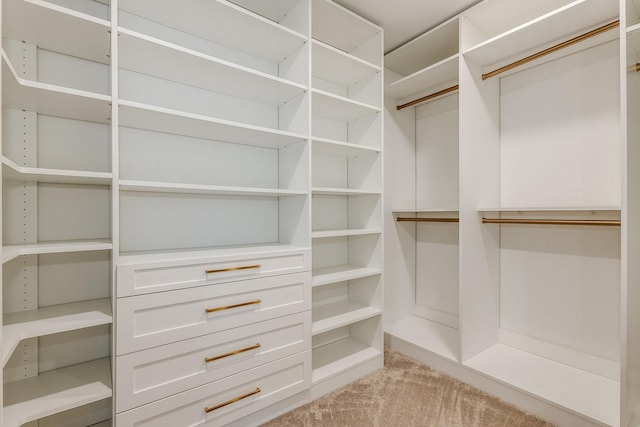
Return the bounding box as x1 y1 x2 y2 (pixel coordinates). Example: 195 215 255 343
262 348 555 427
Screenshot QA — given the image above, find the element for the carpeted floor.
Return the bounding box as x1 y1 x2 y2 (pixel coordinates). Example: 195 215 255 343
262 348 555 427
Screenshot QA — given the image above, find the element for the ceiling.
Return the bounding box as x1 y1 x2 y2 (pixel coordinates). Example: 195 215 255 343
334 0 482 54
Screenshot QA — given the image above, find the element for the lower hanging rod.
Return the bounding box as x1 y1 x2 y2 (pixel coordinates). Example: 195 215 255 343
481 218 620 226
397 217 459 223
396 84 459 110
482 20 619 80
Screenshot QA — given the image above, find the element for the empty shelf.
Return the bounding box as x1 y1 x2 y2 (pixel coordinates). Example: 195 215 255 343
119 180 307 197
312 337 381 384
3 240 112 263
312 300 381 335
312 187 380 196
386 54 459 100
312 264 380 287
312 137 380 157
312 40 380 86
312 228 380 239
312 89 380 122
384 316 459 363
2 156 112 185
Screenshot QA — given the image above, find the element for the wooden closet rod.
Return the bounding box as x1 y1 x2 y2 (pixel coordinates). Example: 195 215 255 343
397 217 459 223
396 84 459 110
482 20 619 80
481 218 620 226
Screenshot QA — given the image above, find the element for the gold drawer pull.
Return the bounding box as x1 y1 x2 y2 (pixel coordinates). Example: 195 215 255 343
205 343 261 363
206 264 261 274
205 299 261 314
204 387 261 413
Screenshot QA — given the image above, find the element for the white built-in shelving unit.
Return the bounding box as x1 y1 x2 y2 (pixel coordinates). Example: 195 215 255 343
385 0 629 426
310 0 384 399
2 0 113 425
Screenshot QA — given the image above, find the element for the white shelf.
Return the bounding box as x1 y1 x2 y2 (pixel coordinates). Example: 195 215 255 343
4 0 110 64
312 137 380 157
118 0 307 64
119 100 307 150
312 300 381 336
3 358 112 427
3 240 113 264
2 53 111 123
312 264 381 287
312 0 381 61
462 0 618 69
478 206 621 212
2 298 112 366
628 24 640 58
312 228 380 239
312 89 380 122
385 54 459 101
312 337 381 384
464 344 619 427
118 28 307 106
312 40 380 86
312 187 381 196
228 0 301 23
393 209 459 214
384 316 459 363
119 180 307 197
385 17 458 77
2 156 112 185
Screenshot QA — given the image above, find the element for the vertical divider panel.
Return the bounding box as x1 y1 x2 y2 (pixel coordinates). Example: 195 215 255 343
458 53 501 362
111 0 119 422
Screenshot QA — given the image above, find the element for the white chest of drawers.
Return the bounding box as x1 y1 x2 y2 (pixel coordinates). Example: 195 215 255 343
115 246 311 425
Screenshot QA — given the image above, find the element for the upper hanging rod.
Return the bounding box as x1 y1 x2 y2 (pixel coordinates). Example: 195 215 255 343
396 84 459 110
397 217 459 223
482 20 619 80
481 218 620 226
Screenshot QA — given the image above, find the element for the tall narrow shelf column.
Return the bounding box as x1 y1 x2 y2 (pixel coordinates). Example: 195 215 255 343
1 0 114 425
310 0 384 399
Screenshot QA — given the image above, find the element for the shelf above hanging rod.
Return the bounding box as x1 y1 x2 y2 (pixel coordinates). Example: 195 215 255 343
482 20 619 80
397 217 459 223
481 218 620 226
396 84 459 110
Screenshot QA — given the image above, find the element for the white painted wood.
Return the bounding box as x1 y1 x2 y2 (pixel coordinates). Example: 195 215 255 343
2 298 112 367
464 343 620 427
385 17 459 77
116 272 310 354
462 0 618 69
2 54 111 123
312 187 380 196
499 40 621 209
118 28 307 106
312 0 382 65
117 245 309 296
118 0 308 64
116 352 310 427
385 55 459 101
4 0 110 63
116 311 311 412
312 264 381 287
413 304 459 329
311 336 381 384
118 101 306 150
312 137 381 157
119 180 307 197
384 315 459 362
3 357 112 427
500 329 620 381
311 228 380 238
312 89 381 122
311 300 381 335
228 0 302 25
2 156 112 185
312 40 380 86
2 241 112 264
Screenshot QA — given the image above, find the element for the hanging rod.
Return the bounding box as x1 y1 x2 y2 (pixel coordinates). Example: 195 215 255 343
396 84 459 110
482 20 619 80
636 63 640 72
397 217 459 223
481 218 620 226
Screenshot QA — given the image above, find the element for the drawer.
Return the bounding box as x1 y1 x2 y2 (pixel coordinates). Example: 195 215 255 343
117 272 310 354
116 311 311 412
117 246 310 297
116 351 310 427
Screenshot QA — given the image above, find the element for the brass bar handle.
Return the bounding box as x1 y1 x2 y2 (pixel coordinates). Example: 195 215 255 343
481 218 620 226
206 264 261 274
204 387 261 413
205 343 261 363
205 299 261 314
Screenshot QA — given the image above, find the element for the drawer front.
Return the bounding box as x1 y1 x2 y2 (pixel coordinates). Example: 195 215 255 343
117 248 310 297
116 351 310 427
117 272 310 354
116 311 311 412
